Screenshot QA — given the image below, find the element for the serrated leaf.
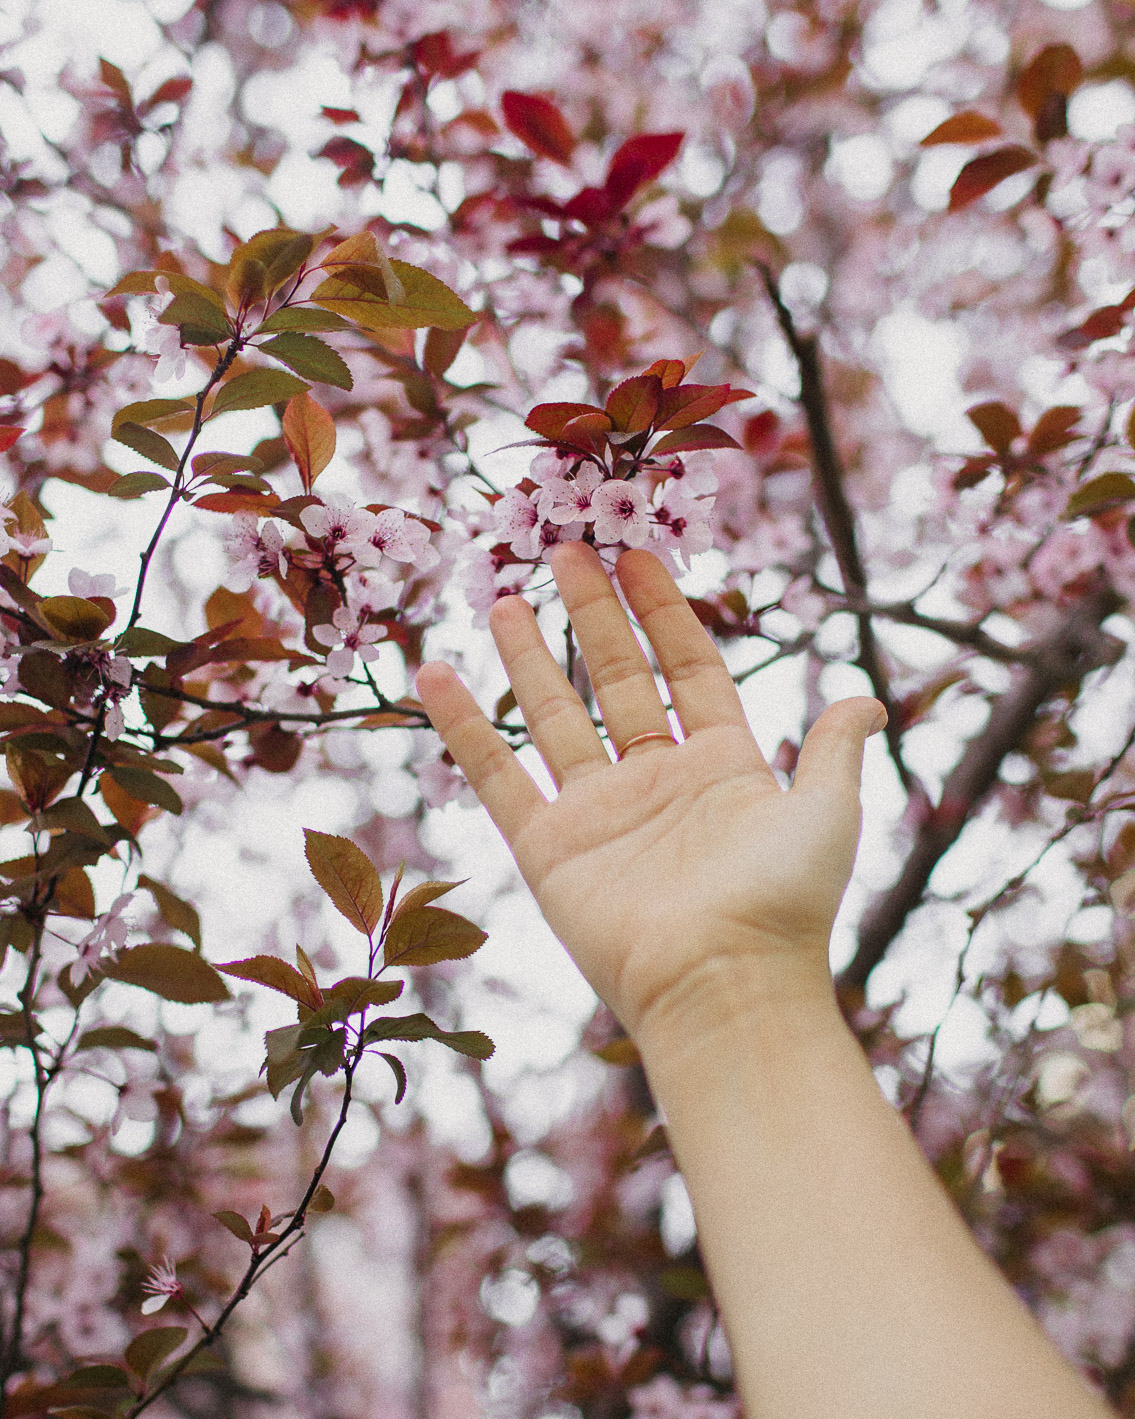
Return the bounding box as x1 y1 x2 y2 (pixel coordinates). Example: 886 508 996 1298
112 398 194 432
213 1209 255 1244
363 1011 494 1059
390 879 463 919
256 306 354 334
326 976 404 1011
107 472 172 499
38 596 113 643
124 1326 188 1382
261 333 352 389
211 368 309 416
650 425 740 455
1065 472 1135 518
115 626 181 655
138 874 201 947
103 944 229 1004
378 1051 407 1103
112 423 180 472
525 401 608 439
75 1026 157 1052
383 906 487 966
159 291 231 342
104 767 183 815
190 451 263 479
282 392 336 492
216 954 321 1008
228 228 313 304
304 829 383 935
310 259 475 332
605 374 661 432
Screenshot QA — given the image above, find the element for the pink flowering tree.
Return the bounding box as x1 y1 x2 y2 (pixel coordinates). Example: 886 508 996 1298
2 2 1135 1417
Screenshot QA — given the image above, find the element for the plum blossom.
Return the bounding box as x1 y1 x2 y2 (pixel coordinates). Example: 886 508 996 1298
101 654 133 739
538 463 603 523
224 513 287 591
462 546 532 626
300 494 375 561
73 893 132 983
68 568 129 599
591 479 651 546
138 277 189 383
140 1255 184 1314
312 605 386 676
493 486 542 558
354 508 440 571
651 480 715 567
6 527 52 564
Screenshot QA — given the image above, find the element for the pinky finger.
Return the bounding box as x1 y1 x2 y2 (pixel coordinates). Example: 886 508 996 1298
416 661 546 844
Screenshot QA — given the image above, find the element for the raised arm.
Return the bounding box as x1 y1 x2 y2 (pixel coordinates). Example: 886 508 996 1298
417 541 1113 1419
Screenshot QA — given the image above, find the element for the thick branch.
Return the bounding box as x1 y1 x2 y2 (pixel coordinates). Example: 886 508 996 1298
760 268 914 789
840 589 1124 991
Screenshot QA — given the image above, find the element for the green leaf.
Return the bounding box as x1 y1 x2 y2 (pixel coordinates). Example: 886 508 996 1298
124 1326 188 1382
107 270 227 310
112 423 180 472
327 976 404 1010
115 627 182 655
103 944 230 1004
362 1011 494 1059
1065 472 1135 518
60 1364 132 1390
36 796 112 846
303 828 383 936
257 306 355 334
138 873 201 948
0 1008 42 1048
211 368 309 416
38 596 114 643
216 954 320 1008
159 291 231 342
378 1051 407 1103
228 228 313 301
104 767 183 815
112 398 194 432
190 451 263 479
310 259 476 332
383 906 487 967
260 333 353 389
107 472 172 499
76 1025 157 1052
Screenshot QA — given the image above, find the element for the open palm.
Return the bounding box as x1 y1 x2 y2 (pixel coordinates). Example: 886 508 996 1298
417 544 885 1039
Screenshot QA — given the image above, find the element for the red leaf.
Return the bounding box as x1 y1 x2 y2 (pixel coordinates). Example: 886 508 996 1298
655 384 754 431
562 186 614 225
650 425 741 455
525 401 608 439
140 76 192 112
604 132 683 207
1056 305 1127 352
193 491 281 513
948 146 1036 212
412 31 478 78
501 91 575 165
1018 44 1082 120
605 374 662 432
966 401 1021 456
0 426 24 452
920 111 1002 146
321 106 361 124
641 358 687 389
316 136 375 184
1026 406 1081 458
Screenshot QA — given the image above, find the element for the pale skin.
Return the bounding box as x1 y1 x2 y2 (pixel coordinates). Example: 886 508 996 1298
417 541 1115 1419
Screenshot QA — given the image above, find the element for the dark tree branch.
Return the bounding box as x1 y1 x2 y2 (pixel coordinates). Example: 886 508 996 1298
759 266 915 791
839 587 1125 992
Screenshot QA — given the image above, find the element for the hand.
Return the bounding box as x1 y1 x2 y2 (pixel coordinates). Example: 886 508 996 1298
416 543 885 1041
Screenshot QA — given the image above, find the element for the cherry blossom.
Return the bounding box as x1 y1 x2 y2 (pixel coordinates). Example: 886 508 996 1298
67 568 129 599
300 495 376 563
140 1255 184 1315
138 278 189 383
492 486 543 558
538 463 604 523
354 507 440 571
224 513 287 591
312 605 386 676
591 479 652 546
651 479 715 567
72 894 133 984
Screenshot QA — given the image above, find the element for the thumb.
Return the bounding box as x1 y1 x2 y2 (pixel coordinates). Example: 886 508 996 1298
791 697 887 798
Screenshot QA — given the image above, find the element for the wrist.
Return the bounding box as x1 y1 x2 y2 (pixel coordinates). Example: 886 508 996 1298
632 930 849 1086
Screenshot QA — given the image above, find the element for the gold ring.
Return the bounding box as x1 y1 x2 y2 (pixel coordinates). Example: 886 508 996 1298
616 730 678 760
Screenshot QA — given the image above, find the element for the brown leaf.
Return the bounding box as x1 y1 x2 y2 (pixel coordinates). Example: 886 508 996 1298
383 905 487 967
920 111 1003 146
215 953 321 1008
282 392 336 492
966 401 1021 456
104 944 230 1004
304 828 384 935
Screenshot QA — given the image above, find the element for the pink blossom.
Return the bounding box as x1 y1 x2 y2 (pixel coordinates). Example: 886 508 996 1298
355 508 440 570
312 605 386 676
140 1255 184 1315
300 495 376 560
73 893 132 983
538 463 603 524
68 568 129 599
6 528 52 563
462 547 532 626
493 487 543 558
139 279 189 382
224 513 287 591
651 481 715 567
591 479 651 546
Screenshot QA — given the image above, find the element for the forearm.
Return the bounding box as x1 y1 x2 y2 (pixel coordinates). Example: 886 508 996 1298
636 952 1113 1419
